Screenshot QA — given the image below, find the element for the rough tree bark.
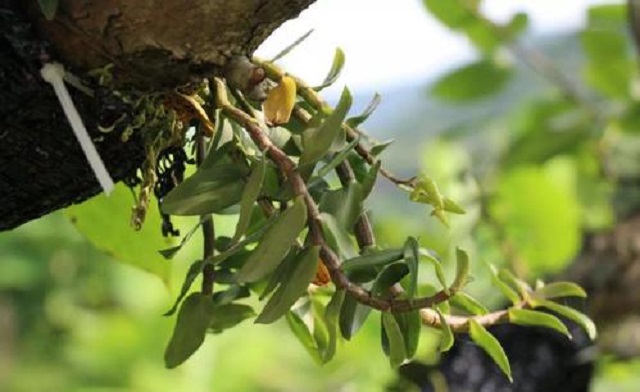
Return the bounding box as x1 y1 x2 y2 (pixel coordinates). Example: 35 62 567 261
0 0 315 231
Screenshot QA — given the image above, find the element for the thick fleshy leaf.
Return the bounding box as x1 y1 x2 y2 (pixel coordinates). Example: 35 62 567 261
255 246 319 324
236 197 307 283
232 158 266 244
403 237 420 298
372 263 410 295
209 304 255 333
347 93 382 127
498 269 531 300
339 293 372 340
533 282 587 300
164 260 205 316
300 88 352 166
431 60 512 102
320 213 358 260
488 264 521 304
468 319 513 382
508 308 570 338
312 298 331 363
286 311 321 364
370 140 394 157
420 249 448 292
395 309 421 358
319 181 363 230
382 312 407 368
341 248 404 272
164 293 214 368
449 292 489 316
361 161 381 199
65 184 171 284
437 310 454 352
530 299 597 340
264 75 297 125
311 137 360 182
161 163 248 216
451 247 470 292
315 47 346 90
321 289 346 361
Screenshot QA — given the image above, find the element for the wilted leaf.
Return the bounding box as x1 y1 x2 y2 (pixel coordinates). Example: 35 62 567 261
255 246 319 324
164 293 213 368
468 319 512 382
236 196 307 283
264 75 297 125
508 308 570 338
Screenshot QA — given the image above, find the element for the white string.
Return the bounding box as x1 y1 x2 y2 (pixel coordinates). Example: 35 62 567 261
40 62 114 195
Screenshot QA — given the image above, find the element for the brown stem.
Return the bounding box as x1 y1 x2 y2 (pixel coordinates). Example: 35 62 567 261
195 130 215 295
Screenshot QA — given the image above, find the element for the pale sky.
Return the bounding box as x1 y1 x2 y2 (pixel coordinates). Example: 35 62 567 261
256 0 620 91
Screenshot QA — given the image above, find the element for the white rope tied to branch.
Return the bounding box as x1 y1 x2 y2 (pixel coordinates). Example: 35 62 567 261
40 62 114 195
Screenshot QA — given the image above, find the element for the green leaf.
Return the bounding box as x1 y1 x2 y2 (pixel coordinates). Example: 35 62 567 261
581 29 631 98
451 247 470 292
508 308 570 338
65 184 171 284
300 88 352 166
270 29 314 62
164 293 213 368
382 312 407 368
395 310 422 358
321 289 346 362
312 298 331 363
443 198 466 214
236 196 307 283
449 292 489 315
164 260 205 316
587 4 627 29
498 268 531 300
232 158 266 244
286 311 321 364
403 237 420 298
209 304 255 333
436 310 454 352
319 181 363 230
311 136 360 182
488 264 520 304
372 263 410 295
360 161 381 199
347 93 382 127
468 319 512 382
315 47 346 90
420 250 449 293
161 163 248 215
533 282 587 300
38 0 59 20
255 246 319 324
158 219 203 259
422 0 477 29
259 248 298 300
530 299 597 340
370 140 395 157
339 293 372 340
320 213 358 260
431 60 512 102
211 285 250 305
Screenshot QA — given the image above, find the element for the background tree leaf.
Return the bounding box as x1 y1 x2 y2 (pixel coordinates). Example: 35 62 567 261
430 60 512 102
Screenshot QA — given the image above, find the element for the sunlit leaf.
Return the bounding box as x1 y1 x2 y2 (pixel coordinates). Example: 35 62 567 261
164 293 213 368
436 310 454 352
488 264 520 305
498 269 531 300
508 308 570 338
315 47 346 91
65 184 171 284
232 158 266 244
236 197 307 283
255 246 319 324
449 292 489 315
451 247 470 292
530 299 597 340
431 60 512 102
264 75 297 125
347 93 382 127
533 281 587 300
382 312 407 368
300 88 352 166
468 319 512 382
581 29 631 98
